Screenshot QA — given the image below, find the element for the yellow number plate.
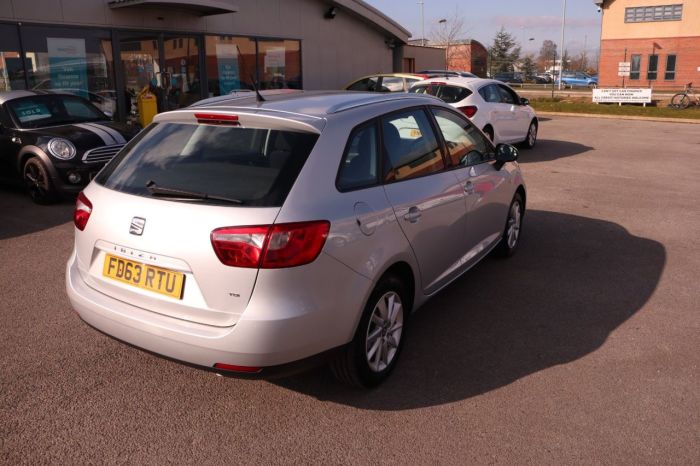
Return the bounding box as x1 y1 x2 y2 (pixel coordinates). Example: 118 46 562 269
102 254 185 299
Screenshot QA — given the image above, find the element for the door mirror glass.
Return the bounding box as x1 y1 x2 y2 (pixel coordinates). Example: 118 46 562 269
495 144 518 163
520 97 529 106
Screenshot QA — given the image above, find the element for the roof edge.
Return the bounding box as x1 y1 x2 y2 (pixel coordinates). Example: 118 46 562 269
330 0 411 42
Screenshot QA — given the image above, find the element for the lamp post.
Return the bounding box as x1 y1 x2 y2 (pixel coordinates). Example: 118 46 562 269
439 19 449 70
558 0 567 90
418 1 425 46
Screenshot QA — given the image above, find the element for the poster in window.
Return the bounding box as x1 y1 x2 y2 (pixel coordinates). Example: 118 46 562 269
216 43 240 95
47 38 88 97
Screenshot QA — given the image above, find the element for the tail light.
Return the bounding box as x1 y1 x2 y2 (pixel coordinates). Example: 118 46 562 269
194 113 240 126
211 220 330 269
73 192 92 231
458 106 478 118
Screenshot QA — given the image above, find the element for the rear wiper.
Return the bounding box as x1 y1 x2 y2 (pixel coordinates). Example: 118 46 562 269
146 180 242 204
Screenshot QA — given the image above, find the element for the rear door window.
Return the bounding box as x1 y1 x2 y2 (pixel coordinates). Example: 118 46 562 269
381 108 444 182
410 84 472 103
96 123 318 207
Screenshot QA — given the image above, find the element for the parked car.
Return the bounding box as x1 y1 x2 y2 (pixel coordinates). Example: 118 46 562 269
419 70 478 78
344 73 429 93
0 91 138 203
410 77 538 147
554 72 598 88
526 75 549 84
66 90 527 388
493 72 524 84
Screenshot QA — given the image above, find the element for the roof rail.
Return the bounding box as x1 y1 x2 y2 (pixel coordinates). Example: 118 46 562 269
327 93 441 114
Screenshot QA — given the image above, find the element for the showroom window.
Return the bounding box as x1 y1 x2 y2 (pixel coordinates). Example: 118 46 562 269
19 25 117 118
0 23 26 91
205 36 257 96
664 54 676 81
257 39 302 90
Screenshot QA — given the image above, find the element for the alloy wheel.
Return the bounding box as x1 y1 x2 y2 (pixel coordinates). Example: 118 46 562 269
365 291 403 372
507 201 522 249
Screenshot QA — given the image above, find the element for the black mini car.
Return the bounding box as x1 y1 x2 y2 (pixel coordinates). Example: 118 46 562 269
0 91 138 203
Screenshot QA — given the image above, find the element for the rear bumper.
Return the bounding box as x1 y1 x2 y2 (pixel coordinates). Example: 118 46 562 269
65 249 371 371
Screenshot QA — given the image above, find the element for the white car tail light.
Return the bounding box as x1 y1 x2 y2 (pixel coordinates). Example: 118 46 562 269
73 192 92 231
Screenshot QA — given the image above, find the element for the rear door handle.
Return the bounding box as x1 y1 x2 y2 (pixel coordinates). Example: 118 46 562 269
403 206 422 223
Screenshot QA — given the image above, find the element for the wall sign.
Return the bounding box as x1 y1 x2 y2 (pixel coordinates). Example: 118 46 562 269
215 43 240 95
47 38 88 96
593 88 652 104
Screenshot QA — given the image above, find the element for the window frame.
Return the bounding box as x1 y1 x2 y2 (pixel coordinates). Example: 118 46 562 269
664 54 677 81
335 119 382 193
624 4 683 23
630 54 642 80
647 54 659 81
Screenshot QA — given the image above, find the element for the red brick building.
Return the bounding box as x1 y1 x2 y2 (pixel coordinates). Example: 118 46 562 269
595 0 700 89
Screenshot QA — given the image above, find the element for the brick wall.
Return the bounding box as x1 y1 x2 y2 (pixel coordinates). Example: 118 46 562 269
599 36 700 89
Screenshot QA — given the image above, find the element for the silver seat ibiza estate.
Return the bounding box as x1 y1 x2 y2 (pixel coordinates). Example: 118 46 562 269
66 91 526 387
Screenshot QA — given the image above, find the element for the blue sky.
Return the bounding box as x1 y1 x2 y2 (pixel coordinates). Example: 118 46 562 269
365 0 602 56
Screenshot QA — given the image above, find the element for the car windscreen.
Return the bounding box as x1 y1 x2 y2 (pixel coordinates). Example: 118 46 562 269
6 94 106 129
410 84 472 104
95 122 319 207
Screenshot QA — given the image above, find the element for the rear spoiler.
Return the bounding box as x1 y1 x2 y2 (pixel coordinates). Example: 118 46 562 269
154 109 325 134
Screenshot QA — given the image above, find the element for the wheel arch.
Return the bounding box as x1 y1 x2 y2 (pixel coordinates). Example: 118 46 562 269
17 145 59 180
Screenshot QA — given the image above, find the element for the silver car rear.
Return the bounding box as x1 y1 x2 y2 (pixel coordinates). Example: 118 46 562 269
67 91 526 387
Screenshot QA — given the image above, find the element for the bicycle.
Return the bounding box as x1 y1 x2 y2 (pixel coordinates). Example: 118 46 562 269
670 83 699 109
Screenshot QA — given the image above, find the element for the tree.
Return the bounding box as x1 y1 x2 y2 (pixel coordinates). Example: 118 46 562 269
520 54 536 77
537 40 557 71
488 27 521 74
429 8 468 70
561 49 571 72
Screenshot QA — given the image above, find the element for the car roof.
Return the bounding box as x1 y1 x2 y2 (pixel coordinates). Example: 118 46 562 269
0 89 84 104
189 90 441 118
412 77 500 88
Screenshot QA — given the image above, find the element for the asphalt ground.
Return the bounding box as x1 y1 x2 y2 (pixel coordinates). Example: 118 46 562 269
1 116 698 465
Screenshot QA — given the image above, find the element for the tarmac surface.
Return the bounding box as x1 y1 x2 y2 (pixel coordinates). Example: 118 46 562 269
1 116 698 464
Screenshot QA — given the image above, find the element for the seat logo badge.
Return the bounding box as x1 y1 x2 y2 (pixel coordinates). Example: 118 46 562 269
129 217 146 236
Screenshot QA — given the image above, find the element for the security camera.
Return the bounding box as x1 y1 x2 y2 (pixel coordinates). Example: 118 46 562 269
597 7 602 12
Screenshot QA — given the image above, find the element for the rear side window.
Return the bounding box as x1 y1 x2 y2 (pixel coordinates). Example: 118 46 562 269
96 123 318 207
347 77 380 91
381 108 444 182
410 84 472 104
380 77 405 92
478 84 501 103
337 124 378 191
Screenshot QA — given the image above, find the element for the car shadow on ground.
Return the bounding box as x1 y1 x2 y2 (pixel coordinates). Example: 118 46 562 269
0 184 74 240
274 210 665 410
521 139 594 163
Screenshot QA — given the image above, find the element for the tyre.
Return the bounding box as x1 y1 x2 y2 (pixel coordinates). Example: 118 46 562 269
494 193 524 258
520 120 538 149
331 274 408 388
670 93 690 109
23 157 57 204
483 125 494 142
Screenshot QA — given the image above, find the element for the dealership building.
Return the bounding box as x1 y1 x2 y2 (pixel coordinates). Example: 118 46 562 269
0 0 440 122
595 0 700 88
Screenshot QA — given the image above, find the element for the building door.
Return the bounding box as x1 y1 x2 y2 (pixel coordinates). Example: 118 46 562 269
117 33 203 125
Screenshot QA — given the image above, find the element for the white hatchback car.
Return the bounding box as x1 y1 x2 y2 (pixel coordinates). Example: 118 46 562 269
410 77 538 148
66 91 526 388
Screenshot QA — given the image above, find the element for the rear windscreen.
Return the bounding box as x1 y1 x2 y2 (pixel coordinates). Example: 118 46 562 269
409 84 472 104
95 123 319 207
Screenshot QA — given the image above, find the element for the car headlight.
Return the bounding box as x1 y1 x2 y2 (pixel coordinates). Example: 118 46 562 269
47 138 77 160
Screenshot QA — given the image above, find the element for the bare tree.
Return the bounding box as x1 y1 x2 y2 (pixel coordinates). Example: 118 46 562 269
429 7 468 70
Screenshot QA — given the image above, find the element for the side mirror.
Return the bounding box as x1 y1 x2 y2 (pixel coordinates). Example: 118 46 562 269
520 97 529 106
495 144 518 168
